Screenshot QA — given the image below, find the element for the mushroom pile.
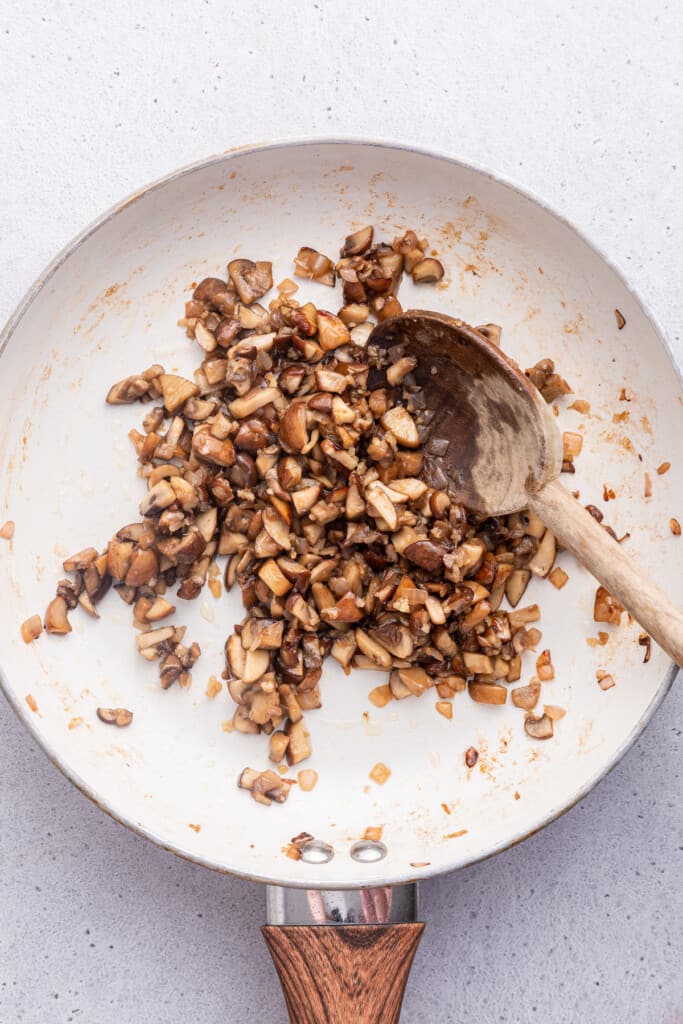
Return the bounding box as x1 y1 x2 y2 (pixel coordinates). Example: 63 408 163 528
35 225 582 806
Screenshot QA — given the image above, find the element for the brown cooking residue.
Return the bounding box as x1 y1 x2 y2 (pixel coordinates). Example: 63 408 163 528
297 769 318 792
644 472 653 499
368 684 392 708
619 388 632 402
97 707 133 727
206 676 222 699
638 633 652 663
671 518 681 536
569 399 591 414
614 309 626 330
436 701 453 719
364 826 384 841
0 520 15 541
596 670 615 691
369 763 391 785
602 484 616 501
444 829 468 839
612 410 630 424
68 717 83 730
188 823 201 833
563 314 585 336
656 461 671 475
25 694 38 713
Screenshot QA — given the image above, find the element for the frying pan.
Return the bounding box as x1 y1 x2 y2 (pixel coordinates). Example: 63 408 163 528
1 140 681 1021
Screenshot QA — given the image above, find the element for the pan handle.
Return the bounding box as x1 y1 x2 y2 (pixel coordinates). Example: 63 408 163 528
263 884 423 1024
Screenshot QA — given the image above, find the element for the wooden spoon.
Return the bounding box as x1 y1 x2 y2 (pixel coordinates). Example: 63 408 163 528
370 309 683 667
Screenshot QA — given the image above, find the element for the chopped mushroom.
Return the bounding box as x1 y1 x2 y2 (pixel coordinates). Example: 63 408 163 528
594 586 624 625
464 746 479 768
411 258 444 284
43 220 577 802
369 762 391 785
238 767 291 805
528 530 556 578
524 713 554 739
228 260 273 305
294 247 335 287
548 567 568 590
341 225 373 257
468 681 507 705
0 520 15 540
21 615 43 644
596 670 615 691
45 597 71 635
97 707 133 727
297 769 319 792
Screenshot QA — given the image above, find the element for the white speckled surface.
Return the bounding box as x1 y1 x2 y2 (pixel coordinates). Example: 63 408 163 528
0 2 681 1022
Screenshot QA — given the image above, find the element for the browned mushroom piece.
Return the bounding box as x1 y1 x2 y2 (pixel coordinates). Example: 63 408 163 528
476 323 502 347
21 615 43 643
159 374 199 414
238 767 291 805
193 277 238 316
341 225 373 257
411 258 445 284
97 707 134 727
511 681 541 710
286 720 312 765
505 569 531 608
294 247 336 287
106 375 151 405
594 585 624 625
45 596 72 635
468 681 507 705
524 713 554 740
62 547 99 573
228 259 273 305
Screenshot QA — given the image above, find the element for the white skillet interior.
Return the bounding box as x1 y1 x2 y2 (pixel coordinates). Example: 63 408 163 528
0 141 680 888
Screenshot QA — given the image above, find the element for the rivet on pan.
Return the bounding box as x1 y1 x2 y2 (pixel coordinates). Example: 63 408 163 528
300 840 334 864
350 840 388 863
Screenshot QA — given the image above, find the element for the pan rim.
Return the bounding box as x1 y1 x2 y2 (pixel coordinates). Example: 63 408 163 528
0 135 679 889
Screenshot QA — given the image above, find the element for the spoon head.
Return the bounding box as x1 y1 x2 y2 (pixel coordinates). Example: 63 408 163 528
369 310 562 516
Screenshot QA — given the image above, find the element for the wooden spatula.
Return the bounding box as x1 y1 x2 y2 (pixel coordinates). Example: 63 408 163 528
370 310 683 667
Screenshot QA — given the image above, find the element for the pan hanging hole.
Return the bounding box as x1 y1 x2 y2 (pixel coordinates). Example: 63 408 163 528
300 839 334 864
350 840 388 863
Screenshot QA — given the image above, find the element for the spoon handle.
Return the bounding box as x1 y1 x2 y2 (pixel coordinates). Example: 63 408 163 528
529 478 683 668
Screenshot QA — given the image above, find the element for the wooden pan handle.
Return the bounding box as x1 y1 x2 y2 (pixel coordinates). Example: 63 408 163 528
262 923 424 1024
530 478 683 666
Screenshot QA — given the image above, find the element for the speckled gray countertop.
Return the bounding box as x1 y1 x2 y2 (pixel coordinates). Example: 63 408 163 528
1 2 681 1022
